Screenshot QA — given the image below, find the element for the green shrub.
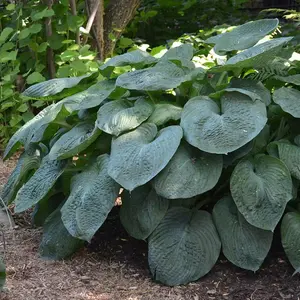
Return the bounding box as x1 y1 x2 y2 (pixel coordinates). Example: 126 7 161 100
2 18 300 286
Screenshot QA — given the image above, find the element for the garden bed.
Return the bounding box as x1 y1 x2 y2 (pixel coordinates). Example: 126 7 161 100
1 159 300 300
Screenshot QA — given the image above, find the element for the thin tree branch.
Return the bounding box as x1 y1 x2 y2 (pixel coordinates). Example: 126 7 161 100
44 0 56 78
69 0 80 45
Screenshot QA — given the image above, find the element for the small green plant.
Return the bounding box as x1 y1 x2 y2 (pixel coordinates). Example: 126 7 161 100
0 0 97 147
2 18 300 286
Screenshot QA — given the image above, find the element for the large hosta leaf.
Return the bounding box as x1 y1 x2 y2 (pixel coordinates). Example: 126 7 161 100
4 103 69 159
116 61 187 91
180 93 267 154
148 103 182 126
14 156 67 213
148 207 221 286
100 50 157 75
230 155 293 231
1 147 41 205
39 207 84 260
96 98 154 136
108 123 182 191
205 19 279 54
281 212 300 272
268 141 300 180
227 78 271 105
273 87 300 118
49 122 101 160
213 196 273 271
120 185 169 240
58 80 116 111
275 74 300 86
153 143 223 199
213 37 293 72
61 154 120 241
23 74 90 97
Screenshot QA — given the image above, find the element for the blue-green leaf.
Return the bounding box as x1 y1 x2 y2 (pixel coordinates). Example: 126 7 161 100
49 123 101 160
153 142 223 199
180 93 267 154
61 154 120 241
213 196 273 271
14 156 67 213
108 123 183 191
39 207 84 260
148 207 221 286
230 155 293 231
96 98 154 136
120 185 169 240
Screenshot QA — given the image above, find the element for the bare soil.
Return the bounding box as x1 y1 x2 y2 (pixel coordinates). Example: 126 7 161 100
1 158 300 300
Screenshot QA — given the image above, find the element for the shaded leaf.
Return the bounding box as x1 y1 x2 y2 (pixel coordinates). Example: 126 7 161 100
120 185 169 240
230 155 293 231
148 103 182 126
14 157 67 213
39 207 84 260
268 141 300 180
153 143 223 199
49 123 101 160
213 196 273 271
148 207 221 286
61 154 120 241
281 212 300 272
273 87 300 118
1 147 41 205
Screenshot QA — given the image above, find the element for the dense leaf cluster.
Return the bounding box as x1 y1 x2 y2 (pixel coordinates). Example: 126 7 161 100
3 19 300 286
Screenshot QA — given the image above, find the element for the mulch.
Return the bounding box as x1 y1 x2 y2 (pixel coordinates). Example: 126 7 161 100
1 158 300 300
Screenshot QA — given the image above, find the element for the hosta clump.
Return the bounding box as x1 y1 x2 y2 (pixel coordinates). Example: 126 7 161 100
2 18 300 286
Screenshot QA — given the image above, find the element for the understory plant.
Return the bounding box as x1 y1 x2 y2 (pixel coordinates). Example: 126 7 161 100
3 18 300 286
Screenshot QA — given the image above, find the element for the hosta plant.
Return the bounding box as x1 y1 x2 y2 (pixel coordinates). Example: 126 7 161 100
2 19 300 286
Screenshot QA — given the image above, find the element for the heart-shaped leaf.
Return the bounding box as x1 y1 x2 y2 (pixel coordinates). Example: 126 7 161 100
153 142 223 199
49 122 101 160
148 207 221 286
273 87 300 118
230 155 293 231
120 185 169 240
108 123 182 191
96 98 154 136
213 196 273 271
61 154 120 241
180 93 267 154
205 19 279 54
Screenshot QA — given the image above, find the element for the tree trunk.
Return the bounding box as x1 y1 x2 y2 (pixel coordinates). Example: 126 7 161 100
44 0 56 78
85 0 140 60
